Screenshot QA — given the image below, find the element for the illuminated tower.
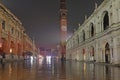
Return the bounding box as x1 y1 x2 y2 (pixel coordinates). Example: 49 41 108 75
59 0 67 60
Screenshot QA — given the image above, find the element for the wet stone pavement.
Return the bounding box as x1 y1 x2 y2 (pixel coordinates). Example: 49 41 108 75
0 59 120 80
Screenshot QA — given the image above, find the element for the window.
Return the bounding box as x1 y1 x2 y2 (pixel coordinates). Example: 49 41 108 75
91 23 94 37
103 11 109 30
11 27 14 34
2 20 5 30
82 30 85 41
77 35 79 44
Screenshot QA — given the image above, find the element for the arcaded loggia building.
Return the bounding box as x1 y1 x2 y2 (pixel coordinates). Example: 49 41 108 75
0 3 38 60
66 0 120 64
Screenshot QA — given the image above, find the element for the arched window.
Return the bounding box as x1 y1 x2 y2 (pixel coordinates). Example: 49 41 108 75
90 23 94 37
103 11 109 30
82 30 85 41
11 27 14 34
2 20 5 30
77 35 79 44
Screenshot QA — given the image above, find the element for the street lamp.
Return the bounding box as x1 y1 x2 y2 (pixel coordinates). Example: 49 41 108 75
10 48 13 59
0 43 2 48
10 48 12 53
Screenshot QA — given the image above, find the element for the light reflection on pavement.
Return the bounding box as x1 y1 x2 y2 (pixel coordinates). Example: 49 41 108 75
0 59 120 80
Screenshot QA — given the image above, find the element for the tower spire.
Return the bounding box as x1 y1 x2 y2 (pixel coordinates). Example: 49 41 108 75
59 0 67 60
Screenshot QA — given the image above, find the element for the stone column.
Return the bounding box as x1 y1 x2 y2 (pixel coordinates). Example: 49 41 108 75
113 37 119 64
111 0 119 24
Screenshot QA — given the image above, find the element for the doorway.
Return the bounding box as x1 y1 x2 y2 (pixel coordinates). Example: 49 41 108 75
105 43 110 63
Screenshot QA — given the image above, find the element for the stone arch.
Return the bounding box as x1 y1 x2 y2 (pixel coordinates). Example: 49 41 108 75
0 38 7 53
17 43 21 55
10 41 15 54
102 11 109 30
83 48 86 60
105 43 110 63
0 38 7 58
90 46 95 61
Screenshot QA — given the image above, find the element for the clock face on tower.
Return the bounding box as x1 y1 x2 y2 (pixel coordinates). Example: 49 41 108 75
61 26 67 31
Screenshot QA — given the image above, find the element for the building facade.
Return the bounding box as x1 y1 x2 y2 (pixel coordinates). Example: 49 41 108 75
0 3 37 60
66 0 120 64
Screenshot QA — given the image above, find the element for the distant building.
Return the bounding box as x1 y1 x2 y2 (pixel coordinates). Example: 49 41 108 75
66 0 120 64
0 3 38 60
39 47 52 57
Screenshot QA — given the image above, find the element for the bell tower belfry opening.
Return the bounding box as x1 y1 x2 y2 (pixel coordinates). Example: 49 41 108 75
59 0 68 61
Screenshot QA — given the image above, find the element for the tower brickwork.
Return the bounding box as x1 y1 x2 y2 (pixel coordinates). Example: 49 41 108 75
60 0 67 60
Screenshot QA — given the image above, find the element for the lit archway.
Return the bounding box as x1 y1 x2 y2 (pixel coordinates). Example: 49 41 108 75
10 41 15 54
90 46 95 61
0 38 6 53
83 49 86 60
105 43 110 63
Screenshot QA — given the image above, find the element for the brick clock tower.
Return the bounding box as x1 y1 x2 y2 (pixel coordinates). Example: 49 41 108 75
59 0 67 60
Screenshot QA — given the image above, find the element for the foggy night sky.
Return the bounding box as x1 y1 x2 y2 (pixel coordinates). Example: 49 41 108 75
0 0 103 47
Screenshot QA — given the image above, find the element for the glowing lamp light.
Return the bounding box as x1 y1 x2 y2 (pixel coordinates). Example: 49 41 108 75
10 48 12 53
30 56 33 65
0 43 2 48
46 56 51 64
